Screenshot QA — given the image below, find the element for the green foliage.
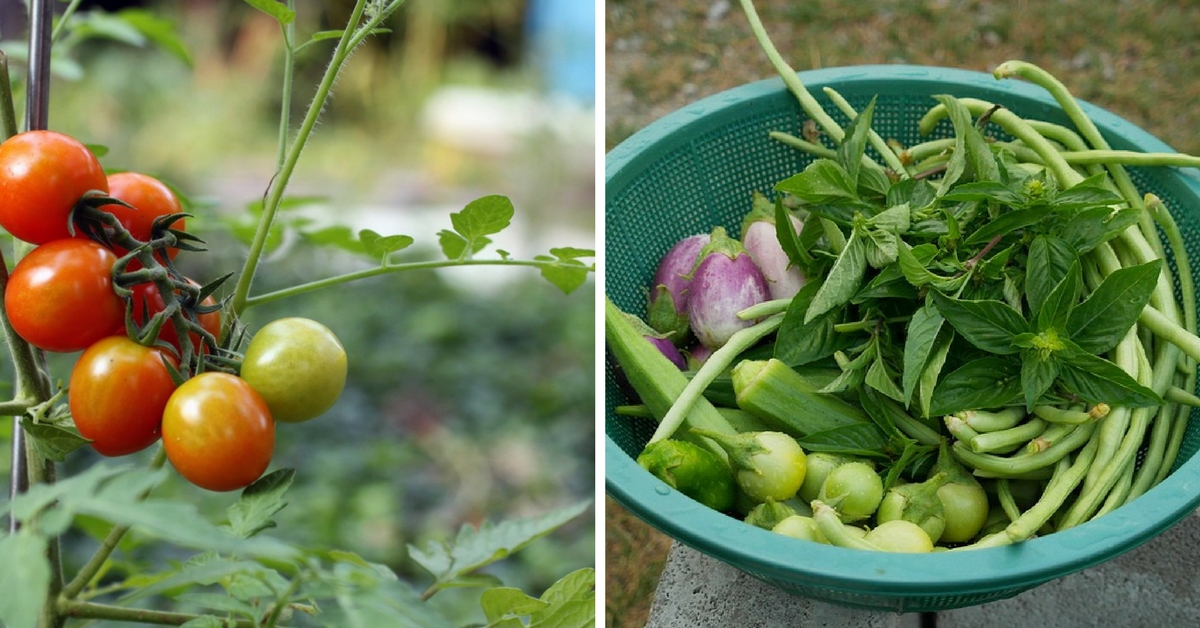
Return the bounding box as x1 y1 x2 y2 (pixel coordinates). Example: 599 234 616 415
0 0 595 626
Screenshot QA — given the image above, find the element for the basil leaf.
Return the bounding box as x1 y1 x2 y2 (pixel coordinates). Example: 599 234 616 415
774 280 847 366
852 264 918 303
773 196 813 270
866 355 905 403
896 240 968 293
796 423 889 459
941 181 1025 206
887 178 938 211
1026 235 1079 317
1036 260 1082 332
931 291 1028 355
838 97 876 184
805 229 866 323
863 227 899 268
1058 351 1162 407
963 208 1044 246
775 159 859 205
1052 177 1123 209
868 203 911 234
1068 259 1162 354
929 356 1023 416
902 301 945 404
917 328 954 417
1021 353 1061 410
1060 206 1142 254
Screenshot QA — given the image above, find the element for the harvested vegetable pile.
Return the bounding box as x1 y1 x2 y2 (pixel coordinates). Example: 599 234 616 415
606 1 1200 552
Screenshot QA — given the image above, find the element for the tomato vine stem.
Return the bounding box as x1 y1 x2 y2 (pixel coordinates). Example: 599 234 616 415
231 0 409 317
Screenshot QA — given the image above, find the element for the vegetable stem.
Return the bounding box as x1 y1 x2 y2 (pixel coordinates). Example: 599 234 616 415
650 314 784 444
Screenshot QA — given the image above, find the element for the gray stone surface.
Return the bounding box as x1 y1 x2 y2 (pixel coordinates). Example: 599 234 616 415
646 510 1200 627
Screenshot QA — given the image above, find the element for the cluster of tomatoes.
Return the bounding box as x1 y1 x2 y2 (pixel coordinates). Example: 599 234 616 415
0 130 347 492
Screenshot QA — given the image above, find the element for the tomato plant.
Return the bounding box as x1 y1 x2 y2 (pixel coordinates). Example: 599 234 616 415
69 336 177 457
0 1 595 627
161 372 275 492
239 317 347 423
0 130 107 244
4 238 125 352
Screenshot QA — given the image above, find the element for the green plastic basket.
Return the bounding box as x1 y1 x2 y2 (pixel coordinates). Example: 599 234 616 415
605 65 1200 612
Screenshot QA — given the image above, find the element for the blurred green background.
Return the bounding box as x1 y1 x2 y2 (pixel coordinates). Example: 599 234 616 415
0 0 596 624
606 0 1200 626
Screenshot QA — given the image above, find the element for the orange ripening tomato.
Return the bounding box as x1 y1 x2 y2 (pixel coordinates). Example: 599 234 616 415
99 172 185 260
70 336 178 457
162 372 274 492
0 130 107 244
5 239 125 352
128 280 222 354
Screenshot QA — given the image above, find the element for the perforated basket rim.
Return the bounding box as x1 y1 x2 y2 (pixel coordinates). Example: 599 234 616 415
605 64 1200 605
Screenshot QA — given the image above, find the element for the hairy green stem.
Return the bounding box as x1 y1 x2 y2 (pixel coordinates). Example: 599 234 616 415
56 598 255 627
60 448 168 600
0 53 17 139
232 0 384 316
49 0 85 42
244 257 591 308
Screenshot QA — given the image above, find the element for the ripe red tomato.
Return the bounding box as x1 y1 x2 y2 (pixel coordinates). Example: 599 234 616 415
0 130 108 244
100 172 185 260
70 336 178 457
161 372 274 492
128 280 222 354
5 239 125 352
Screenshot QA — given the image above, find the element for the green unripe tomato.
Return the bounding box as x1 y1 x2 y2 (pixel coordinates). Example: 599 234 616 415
240 317 347 423
818 461 883 522
797 452 854 503
737 432 807 503
771 515 826 543
937 482 990 543
864 520 934 553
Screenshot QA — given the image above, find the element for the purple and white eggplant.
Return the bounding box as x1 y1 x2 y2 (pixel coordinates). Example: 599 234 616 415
688 227 770 350
742 215 807 300
647 233 710 344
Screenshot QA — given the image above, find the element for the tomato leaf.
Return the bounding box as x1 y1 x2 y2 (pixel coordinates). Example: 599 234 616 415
321 558 457 628
449 194 514 249
408 500 590 589
534 248 594 295
242 0 296 25
224 469 294 540
0 531 50 628
359 229 415 263
438 230 489 260
117 9 193 66
300 225 366 255
19 417 90 463
529 568 596 628
481 587 549 624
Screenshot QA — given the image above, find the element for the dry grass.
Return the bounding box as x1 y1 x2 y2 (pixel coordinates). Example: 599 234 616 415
604 497 674 628
605 1 1200 626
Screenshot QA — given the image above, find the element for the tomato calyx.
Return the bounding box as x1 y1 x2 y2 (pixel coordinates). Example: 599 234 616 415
71 198 241 379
